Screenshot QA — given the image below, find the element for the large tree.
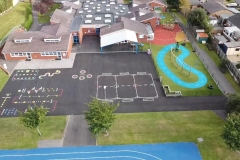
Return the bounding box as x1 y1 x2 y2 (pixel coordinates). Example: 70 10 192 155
180 0 191 14
85 97 119 137
33 2 48 15
19 105 49 136
222 113 240 151
226 93 240 114
166 0 180 7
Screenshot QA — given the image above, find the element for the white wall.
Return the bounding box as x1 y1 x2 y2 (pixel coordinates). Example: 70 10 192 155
12 0 19 6
226 47 240 55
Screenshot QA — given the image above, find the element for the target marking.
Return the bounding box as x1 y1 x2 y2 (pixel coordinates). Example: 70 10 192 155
72 75 78 79
80 70 86 75
79 76 85 80
86 74 92 78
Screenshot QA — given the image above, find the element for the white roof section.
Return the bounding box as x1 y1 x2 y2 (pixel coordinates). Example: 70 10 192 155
100 29 138 47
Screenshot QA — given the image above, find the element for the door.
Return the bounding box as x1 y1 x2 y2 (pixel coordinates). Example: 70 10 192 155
96 28 100 34
73 36 79 43
57 52 62 60
27 53 32 60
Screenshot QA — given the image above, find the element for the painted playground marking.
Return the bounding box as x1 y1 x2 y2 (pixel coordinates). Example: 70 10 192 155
72 75 78 79
80 70 86 75
96 73 158 102
157 44 207 88
12 70 39 81
39 70 61 79
72 70 92 80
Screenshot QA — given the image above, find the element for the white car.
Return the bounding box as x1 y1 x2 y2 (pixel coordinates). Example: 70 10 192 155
226 3 238 7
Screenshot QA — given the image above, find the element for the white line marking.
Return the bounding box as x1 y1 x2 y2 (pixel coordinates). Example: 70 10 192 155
121 85 125 87
101 99 113 102
102 73 112 76
127 85 131 86
96 76 100 98
137 72 147 75
149 74 159 98
104 86 107 99
144 84 148 86
138 85 142 86
50 156 145 160
19 94 22 99
122 99 134 102
132 75 139 98
120 72 129 75
143 98 154 101
114 75 118 99
1 109 5 115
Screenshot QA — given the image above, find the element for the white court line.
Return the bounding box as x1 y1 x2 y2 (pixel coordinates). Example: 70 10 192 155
120 72 129 75
143 98 154 101
50 156 145 160
149 74 159 98
137 72 146 75
102 73 112 76
1 109 5 115
0 150 162 160
101 99 113 102
96 76 100 99
132 75 139 98
114 75 119 99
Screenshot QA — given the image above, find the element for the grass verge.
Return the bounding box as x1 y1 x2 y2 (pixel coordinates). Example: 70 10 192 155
173 12 187 25
0 70 9 91
144 43 222 96
0 116 66 149
0 2 31 40
97 111 239 160
199 44 240 92
38 4 60 23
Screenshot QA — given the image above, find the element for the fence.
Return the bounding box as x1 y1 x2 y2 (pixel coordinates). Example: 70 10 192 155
0 25 22 48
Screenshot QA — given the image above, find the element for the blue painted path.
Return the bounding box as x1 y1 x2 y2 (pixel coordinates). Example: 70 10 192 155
0 142 202 160
157 44 207 89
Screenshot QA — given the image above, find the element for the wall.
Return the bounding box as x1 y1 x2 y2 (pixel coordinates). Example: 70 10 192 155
82 28 98 35
141 18 157 31
66 34 73 58
4 53 58 61
79 26 83 44
150 2 166 12
136 33 148 43
226 47 240 56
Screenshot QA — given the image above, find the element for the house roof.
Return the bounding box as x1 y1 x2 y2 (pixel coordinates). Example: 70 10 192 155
228 14 240 29
130 3 150 12
40 24 60 35
69 16 83 32
198 32 209 38
133 0 166 5
189 0 201 6
100 17 148 36
63 1 82 9
2 32 70 53
224 41 240 48
136 12 159 22
200 1 226 14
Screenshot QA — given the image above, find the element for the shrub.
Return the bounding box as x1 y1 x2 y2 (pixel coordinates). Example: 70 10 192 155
22 6 33 30
226 93 240 114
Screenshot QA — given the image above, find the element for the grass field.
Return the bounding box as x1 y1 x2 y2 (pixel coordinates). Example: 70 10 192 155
0 116 66 149
199 44 240 92
144 43 222 96
38 4 60 23
0 2 31 40
0 70 9 91
98 111 239 160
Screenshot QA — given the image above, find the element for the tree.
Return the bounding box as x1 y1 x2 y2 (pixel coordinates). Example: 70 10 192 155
187 8 208 27
222 113 240 150
33 2 48 15
180 0 191 14
226 93 240 114
85 97 119 137
166 0 180 7
42 0 54 7
19 105 49 136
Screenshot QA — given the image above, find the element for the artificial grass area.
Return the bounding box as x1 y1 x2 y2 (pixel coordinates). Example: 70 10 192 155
144 43 222 96
38 4 60 23
0 116 66 149
174 12 187 25
161 12 174 23
97 111 239 160
199 44 240 92
0 70 9 91
0 2 31 40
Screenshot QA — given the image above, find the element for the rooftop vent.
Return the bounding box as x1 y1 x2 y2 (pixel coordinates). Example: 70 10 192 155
105 19 111 23
79 10 83 13
87 10 92 12
98 4 101 6
84 8 88 10
86 14 92 18
115 12 119 15
97 6 100 9
106 8 110 11
105 14 111 17
110 2 115 4
85 20 92 24
92 7 96 9
102 1 106 3
97 9 101 12
115 7 118 9
106 4 110 6
85 5 89 7
120 10 123 13
95 17 101 20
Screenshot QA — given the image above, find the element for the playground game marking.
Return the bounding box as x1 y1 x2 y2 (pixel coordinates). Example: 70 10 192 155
96 73 158 102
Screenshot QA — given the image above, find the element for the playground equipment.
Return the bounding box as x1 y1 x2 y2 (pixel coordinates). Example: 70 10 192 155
169 47 191 77
163 19 175 30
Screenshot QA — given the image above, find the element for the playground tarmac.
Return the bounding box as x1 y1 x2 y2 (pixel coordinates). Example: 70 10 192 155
0 52 226 117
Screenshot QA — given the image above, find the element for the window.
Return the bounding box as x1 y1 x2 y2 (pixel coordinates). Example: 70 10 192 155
236 48 240 51
14 38 32 43
138 34 144 38
41 52 58 56
10 53 28 57
44 37 61 42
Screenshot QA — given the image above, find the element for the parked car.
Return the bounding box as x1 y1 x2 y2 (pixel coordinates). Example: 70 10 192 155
226 3 238 7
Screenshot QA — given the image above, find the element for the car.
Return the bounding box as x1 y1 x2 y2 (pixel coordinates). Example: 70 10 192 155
226 3 238 7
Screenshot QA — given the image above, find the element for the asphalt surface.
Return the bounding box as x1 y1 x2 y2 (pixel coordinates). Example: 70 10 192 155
0 52 226 117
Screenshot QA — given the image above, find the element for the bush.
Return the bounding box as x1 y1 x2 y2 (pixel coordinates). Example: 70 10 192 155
236 63 240 69
222 113 240 151
22 6 33 30
0 0 13 13
226 93 240 114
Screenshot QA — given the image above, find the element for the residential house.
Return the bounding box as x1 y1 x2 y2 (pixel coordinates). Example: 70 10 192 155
223 14 240 41
200 1 232 17
132 0 167 12
222 42 240 63
100 17 153 49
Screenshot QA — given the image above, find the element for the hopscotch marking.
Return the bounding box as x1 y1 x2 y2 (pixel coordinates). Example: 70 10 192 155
137 72 147 75
97 73 158 101
102 73 112 76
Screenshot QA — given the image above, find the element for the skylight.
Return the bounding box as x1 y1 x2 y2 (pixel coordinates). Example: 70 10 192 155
106 8 110 11
79 11 83 13
87 10 92 12
120 10 123 13
102 1 106 3
85 5 89 7
97 9 101 12
106 4 110 6
95 17 101 20
105 19 111 23
115 7 118 9
110 2 115 4
84 8 88 10
85 20 92 24
86 14 92 18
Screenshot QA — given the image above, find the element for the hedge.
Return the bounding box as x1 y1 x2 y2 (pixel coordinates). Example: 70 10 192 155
0 0 13 13
22 6 33 30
